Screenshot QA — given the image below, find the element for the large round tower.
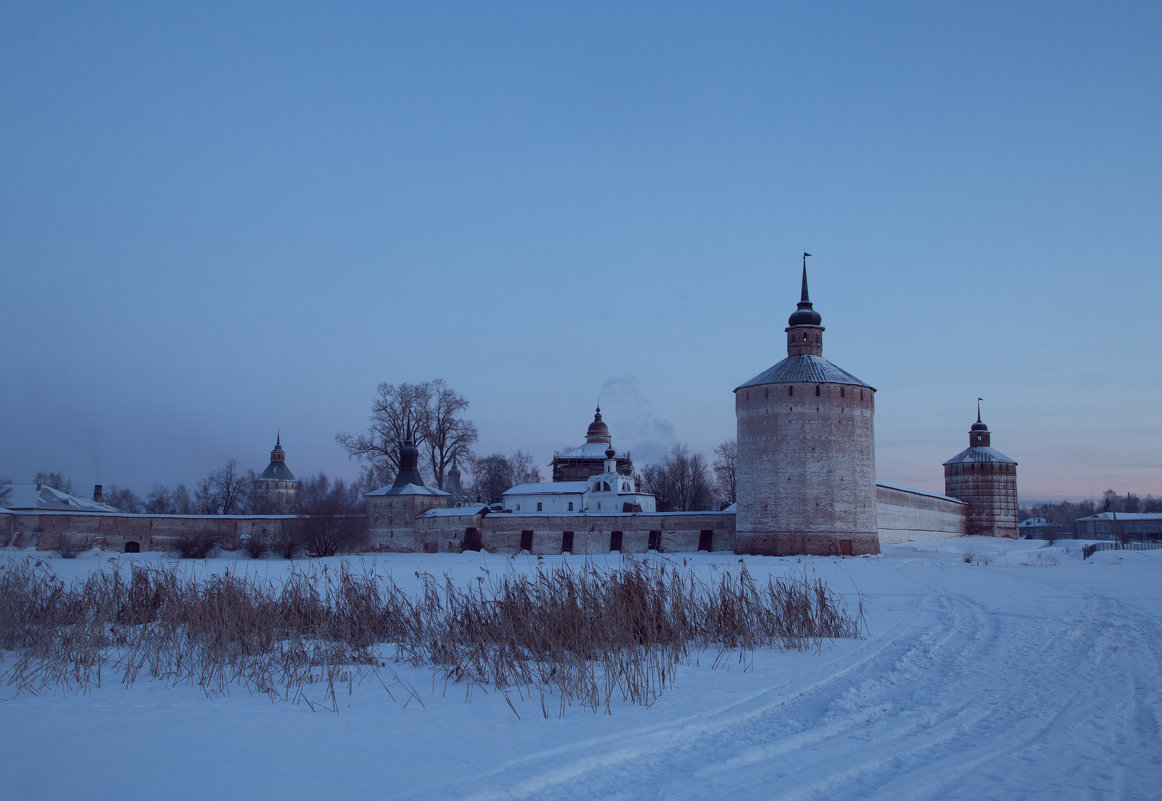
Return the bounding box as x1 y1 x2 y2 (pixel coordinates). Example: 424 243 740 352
733 256 879 556
943 404 1018 538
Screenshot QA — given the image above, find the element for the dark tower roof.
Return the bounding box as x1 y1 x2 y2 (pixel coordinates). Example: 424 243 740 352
391 440 427 489
585 406 611 444
944 410 1016 465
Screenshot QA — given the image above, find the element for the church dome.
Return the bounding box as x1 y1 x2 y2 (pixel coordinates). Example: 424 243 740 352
585 407 611 443
788 301 822 327
971 420 989 432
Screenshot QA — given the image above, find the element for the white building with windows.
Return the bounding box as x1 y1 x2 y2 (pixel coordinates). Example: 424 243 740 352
502 446 656 514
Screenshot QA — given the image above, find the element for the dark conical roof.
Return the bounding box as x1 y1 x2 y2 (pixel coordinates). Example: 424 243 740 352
391 441 427 489
787 257 822 327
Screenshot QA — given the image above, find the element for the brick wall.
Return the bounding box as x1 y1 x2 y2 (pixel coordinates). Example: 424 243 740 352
735 380 878 555
944 462 1018 538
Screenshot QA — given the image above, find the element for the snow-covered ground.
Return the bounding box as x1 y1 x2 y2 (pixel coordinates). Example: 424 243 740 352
2 537 1159 800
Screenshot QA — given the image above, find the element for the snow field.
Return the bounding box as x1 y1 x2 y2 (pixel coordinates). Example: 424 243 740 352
1 537 1159 800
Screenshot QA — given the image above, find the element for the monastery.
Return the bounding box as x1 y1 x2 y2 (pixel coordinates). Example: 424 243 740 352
0 260 1019 555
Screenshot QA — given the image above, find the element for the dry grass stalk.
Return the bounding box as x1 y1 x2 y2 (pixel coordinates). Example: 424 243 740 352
0 556 862 716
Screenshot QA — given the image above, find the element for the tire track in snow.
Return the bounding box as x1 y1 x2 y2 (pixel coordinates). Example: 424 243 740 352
401 568 1162 801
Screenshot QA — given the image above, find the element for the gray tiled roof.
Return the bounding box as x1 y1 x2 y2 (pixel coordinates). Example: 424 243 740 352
943 446 1017 465
258 462 296 482
736 355 874 390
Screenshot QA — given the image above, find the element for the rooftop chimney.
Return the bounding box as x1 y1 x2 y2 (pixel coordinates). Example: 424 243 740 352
93 484 104 504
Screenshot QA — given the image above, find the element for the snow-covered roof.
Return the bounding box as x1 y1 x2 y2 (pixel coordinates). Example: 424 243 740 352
736 354 874 390
417 504 489 518
504 481 590 496
943 446 1017 465
366 483 450 497
0 484 121 513
1075 512 1162 522
877 481 966 504
554 442 628 460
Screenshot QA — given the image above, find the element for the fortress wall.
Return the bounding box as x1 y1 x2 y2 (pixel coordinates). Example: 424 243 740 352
409 512 737 555
366 495 450 551
876 484 966 544
2 511 308 552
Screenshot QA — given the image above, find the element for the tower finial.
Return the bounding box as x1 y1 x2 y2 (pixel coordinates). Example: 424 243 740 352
276 428 281 448
801 252 812 302
977 398 983 423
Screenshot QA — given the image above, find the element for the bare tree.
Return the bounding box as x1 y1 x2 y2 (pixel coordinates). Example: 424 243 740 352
34 471 73 495
0 477 12 508
103 484 144 513
510 450 542 484
337 380 477 489
471 454 514 504
712 439 738 507
425 379 479 489
196 459 249 514
144 484 173 514
640 444 715 512
296 473 367 557
172 483 194 515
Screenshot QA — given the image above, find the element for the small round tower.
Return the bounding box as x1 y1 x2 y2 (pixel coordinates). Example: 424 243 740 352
943 403 1018 538
733 256 879 556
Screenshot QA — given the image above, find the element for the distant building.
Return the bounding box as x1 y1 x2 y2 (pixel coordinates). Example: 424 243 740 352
551 407 633 481
443 462 474 506
1073 512 1162 541
0 482 120 513
253 433 299 511
504 447 656 514
943 408 1018 538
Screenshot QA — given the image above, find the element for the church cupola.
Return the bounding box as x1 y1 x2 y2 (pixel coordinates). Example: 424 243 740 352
604 445 617 475
391 440 427 489
786 253 825 357
585 406 611 444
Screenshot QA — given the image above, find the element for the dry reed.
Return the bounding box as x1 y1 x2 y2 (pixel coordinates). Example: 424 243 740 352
0 556 862 715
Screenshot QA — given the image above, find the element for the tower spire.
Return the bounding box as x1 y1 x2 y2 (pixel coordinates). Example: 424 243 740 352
801 252 812 302
976 398 983 424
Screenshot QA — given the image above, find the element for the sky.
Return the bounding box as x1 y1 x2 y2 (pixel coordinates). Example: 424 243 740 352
2 1 1160 503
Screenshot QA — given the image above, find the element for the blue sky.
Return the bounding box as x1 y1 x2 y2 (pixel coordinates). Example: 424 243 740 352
2 1 1159 501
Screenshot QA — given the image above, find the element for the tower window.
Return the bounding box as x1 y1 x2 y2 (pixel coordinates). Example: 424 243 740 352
568 502 573 511
841 387 845 398
815 385 821 396
788 386 794 397
764 388 769 399
536 502 543 512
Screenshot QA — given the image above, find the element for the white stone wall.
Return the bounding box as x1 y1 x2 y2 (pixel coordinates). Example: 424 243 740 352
876 484 966 544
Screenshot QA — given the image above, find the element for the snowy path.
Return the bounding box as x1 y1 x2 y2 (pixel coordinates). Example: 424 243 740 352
408 560 1162 801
